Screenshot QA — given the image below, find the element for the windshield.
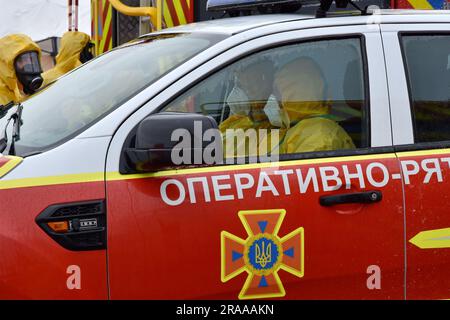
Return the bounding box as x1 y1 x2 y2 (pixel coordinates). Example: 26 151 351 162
0 33 224 157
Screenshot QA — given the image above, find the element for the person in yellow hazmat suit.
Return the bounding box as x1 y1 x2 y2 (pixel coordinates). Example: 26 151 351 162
42 31 93 86
268 57 355 154
219 58 280 158
0 34 44 105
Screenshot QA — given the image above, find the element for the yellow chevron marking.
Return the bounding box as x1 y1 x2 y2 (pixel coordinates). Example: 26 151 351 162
409 228 450 249
99 0 106 51
163 2 174 28
407 0 434 9
105 4 113 51
174 0 187 25
100 0 112 53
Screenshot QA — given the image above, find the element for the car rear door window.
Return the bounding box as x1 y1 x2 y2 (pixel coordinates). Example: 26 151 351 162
401 34 450 143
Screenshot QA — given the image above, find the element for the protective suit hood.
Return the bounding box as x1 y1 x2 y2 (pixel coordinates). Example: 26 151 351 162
42 31 91 86
0 34 42 105
274 57 330 125
273 57 355 154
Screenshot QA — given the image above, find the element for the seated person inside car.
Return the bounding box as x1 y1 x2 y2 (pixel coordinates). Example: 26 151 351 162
219 57 280 157
271 56 355 154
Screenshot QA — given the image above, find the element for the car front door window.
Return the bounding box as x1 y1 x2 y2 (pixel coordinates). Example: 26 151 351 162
164 37 368 161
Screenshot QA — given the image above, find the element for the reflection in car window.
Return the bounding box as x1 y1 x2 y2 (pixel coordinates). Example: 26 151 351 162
9 33 224 156
164 37 368 159
402 34 450 143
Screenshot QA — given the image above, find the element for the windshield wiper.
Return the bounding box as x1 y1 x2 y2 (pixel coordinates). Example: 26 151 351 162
0 103 23 155
9 103 23 156
0 102 15 153
0 101 15 120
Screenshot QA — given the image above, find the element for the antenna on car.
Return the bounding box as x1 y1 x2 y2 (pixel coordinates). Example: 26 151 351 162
315 0 366 18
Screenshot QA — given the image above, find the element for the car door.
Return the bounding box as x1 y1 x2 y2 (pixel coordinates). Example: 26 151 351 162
382 23 450 300
106 25 405 299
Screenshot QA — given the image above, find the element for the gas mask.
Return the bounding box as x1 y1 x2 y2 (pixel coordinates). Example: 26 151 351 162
15 51 43 94
79 42 94 63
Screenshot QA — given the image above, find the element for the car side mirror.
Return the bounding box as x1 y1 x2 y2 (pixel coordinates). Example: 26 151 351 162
125 112 223 173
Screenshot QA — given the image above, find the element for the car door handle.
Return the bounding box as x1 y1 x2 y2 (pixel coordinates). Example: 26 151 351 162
319 191 382 207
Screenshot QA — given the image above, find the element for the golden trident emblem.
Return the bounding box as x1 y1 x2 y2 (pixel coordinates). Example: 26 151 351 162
255 241 272 268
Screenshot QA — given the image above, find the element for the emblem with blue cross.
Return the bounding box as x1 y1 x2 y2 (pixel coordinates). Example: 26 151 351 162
221 209 304 299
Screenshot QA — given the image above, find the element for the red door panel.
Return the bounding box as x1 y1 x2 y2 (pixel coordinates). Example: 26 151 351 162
107 154 405 299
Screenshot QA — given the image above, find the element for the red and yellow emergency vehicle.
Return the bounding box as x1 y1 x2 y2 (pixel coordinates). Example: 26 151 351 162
1 0 450 300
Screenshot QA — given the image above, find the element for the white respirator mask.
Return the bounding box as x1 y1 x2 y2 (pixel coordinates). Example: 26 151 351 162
226 86 251 116
263 96 287 127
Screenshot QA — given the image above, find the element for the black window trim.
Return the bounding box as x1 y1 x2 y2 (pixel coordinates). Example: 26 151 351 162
397 31 450 152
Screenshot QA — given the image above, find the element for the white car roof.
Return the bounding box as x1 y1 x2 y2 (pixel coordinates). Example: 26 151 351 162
152 9 450 36
156 14 313 35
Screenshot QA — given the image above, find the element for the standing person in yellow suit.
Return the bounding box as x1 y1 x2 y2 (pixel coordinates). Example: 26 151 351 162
0 34 43 105
42 31 93 86
267 57 355 154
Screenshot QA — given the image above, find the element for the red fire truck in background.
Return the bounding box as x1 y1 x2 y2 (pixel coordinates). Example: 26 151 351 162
37 0 449 66
37 0 449 61
91 0 449 55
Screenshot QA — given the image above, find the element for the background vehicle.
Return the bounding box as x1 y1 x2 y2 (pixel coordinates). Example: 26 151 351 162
94 0 448 54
